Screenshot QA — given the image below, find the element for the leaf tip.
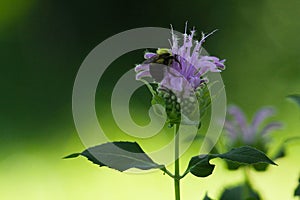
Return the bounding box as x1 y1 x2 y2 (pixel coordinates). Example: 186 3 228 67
63 153 81 159
273 161 278 166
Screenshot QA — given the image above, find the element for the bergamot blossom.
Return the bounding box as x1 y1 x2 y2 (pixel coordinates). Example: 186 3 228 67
224 105 282 149
134 24 225 124
135 26 225 96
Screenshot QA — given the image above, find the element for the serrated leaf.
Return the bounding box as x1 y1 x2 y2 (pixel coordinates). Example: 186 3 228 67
64 142 163 172
185 146 276 178
287 94 300 108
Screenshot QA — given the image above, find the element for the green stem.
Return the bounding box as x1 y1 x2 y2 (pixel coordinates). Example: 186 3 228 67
174 124 180 200
160 167 175 178
244 167 252 187
243 167 254 197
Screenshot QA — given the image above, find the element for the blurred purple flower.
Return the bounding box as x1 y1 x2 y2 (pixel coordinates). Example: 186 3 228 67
135 24 225 98
224 105 282 145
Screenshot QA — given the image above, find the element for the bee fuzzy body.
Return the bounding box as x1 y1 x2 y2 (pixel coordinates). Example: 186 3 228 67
142 48 182 82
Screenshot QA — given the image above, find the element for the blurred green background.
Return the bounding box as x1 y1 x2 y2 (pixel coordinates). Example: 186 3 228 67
1 0 300 199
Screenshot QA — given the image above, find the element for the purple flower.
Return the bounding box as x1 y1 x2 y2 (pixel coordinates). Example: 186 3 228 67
135 24 225 98
134 24 226 125
224 105 283 145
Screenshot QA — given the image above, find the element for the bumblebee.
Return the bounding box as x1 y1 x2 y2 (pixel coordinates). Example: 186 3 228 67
143 48 181 82
143 48 180 67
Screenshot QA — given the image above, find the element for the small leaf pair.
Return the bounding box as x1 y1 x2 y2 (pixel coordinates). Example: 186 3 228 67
65 142 276 179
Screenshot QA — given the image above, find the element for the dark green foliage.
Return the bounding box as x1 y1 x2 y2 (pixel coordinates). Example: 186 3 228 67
295 176 300 197
287 94 300 108
225 160 268 172
188 155 215 177
203 192 213 200
159 90 181 123
186 146 276 178
272 147 286 160
225 160 243 170
216 146 276 165
252 163 268 171
152 89 181 126
220 183 261 200
150 84 211 126
272 137 300 161
151 92 165 107
197 84 211 120
64 142 163 172
224 145 279 172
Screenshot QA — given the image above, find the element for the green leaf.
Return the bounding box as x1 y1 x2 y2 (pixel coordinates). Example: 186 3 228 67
225 160 243 170
295 176 300 197
187 155 215 177
203 192 213 200
217 146 276 165
272 137 300 160
64 142 163 172
151 94 167 118
272 147 286 160
197 84 211 121
287 94 300 108
220 184 261 200
252 163 268 171
151 93 165 106
185 146 276 178
63 153 81 159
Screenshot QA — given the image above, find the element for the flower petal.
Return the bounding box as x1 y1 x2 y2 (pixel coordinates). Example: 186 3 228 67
260 122 283 135
135 64 149 72
227 105 248 134
251 107 275 132
136 70 151 80
224 121 238 139
144 52 156 59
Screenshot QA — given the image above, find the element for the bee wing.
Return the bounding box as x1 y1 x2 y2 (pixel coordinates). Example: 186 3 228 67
149 63 166 82
143 56 158 64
